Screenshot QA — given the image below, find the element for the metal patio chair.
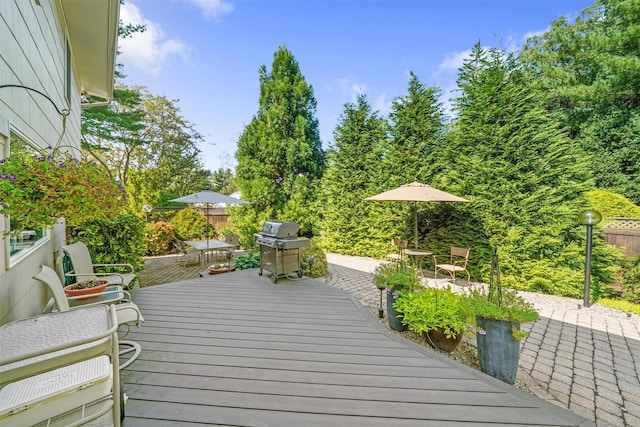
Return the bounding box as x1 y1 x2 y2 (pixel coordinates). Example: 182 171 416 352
433 247 470 285
386 238 408 263
173 237 201 266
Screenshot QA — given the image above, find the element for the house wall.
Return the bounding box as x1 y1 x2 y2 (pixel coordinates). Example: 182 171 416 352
0 0 82 324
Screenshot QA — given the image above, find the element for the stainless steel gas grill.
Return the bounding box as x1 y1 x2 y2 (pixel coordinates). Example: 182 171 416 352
253 221 310 283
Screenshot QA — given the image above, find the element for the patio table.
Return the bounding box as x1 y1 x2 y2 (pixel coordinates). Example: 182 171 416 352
403 248 433 277
184 239 236 269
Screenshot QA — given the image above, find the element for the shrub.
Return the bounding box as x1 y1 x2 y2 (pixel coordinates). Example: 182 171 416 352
586 189 640 219
395 287 474 338
300 239 328 278
596 298 640 316
0 145 125 227
169 208 215 240
68 214 146 273
372 263 421 291
145 221 175 255
622 255 640 304
234 252 260 270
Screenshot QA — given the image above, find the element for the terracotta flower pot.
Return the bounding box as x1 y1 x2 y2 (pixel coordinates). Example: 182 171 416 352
64 280 109 296
208 265 236 275
425 327 463 353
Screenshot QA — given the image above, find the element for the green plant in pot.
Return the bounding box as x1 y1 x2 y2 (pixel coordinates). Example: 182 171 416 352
395 286 474 352
372 263 421 331
466 247 539 384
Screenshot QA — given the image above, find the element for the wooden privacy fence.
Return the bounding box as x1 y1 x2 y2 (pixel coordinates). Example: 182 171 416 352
149 207 230 230
601 218 640 257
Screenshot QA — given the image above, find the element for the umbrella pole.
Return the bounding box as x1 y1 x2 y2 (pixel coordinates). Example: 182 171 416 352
414 202 418 249
206 204 210 248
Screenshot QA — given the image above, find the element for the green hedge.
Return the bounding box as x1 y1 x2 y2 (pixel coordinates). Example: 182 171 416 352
69 214 146 273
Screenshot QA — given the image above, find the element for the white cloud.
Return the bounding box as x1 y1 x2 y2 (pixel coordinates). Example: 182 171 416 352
181 0 234 20
373 92 391 115
522 28 548 44
350 83 366 101
338 77 367 103
438 49 472 72
119 3 189 77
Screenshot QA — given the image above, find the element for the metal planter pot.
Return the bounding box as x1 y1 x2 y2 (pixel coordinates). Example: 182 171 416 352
475 316 520 384
386 291 406 331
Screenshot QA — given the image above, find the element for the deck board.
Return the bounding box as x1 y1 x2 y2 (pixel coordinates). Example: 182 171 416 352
123 269 591 426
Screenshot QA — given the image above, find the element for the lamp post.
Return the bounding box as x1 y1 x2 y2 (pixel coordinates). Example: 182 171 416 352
142 204 152 222
579 209 602 308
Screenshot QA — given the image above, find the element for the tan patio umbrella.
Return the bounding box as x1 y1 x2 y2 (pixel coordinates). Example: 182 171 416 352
365 181 470 248
169 190 250 248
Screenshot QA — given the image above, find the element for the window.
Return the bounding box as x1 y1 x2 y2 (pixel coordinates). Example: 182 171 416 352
7 132 48 262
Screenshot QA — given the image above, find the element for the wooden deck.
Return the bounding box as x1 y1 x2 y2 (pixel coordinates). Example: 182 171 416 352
123 269 591 426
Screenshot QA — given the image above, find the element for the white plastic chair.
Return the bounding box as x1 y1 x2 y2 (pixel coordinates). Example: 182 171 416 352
34 265 143 369
60 241 137 288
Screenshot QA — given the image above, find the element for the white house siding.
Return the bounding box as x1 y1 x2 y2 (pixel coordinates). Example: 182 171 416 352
0 0 82 324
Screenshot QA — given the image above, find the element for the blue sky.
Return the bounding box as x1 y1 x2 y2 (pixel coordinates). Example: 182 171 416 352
118 0 594 172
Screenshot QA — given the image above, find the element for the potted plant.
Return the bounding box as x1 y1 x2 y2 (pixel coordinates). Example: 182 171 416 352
208 262 236 274
372 263 421 331
466 286 539 384
394 286 474 352
64 279 109 296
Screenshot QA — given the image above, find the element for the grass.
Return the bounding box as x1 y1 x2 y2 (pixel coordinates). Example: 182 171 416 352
596 298 640 316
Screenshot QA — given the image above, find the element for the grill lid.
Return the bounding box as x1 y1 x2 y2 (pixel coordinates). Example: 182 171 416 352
260 221 300 239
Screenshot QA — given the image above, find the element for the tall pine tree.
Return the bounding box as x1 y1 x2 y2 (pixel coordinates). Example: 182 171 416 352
520 0 640 203
317 95 392 256
386 72 445 185
384 72 451 249
444 43 603 297
234 46 324 240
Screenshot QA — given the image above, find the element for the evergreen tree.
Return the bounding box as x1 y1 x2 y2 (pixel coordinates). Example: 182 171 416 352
385 72 450 248
520 0 640 203
234 46 324 240
444 43 605 297
317 95 391 256
387 72 445 185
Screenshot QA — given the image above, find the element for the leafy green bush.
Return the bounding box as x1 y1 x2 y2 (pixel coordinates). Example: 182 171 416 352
300 239 328 278
234 252 260 270
395 286 474 339
69 214 146 273
169 208 215 240
372 263 421 291
586 189 640 219
145 221 175 255
596 298 640 316
622 255 640 304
